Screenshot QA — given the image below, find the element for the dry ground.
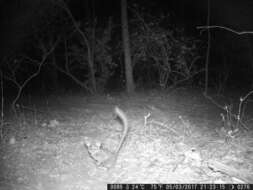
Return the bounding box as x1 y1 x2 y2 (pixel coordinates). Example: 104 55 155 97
0 88 253 190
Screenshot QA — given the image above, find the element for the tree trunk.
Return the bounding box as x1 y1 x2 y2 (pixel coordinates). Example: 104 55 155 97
244 37 253 88
87 44 97 94
49 51 60 92
121 0 135 94
88 1 97 94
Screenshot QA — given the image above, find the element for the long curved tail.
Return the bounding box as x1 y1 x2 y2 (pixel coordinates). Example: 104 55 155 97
114 106 129 154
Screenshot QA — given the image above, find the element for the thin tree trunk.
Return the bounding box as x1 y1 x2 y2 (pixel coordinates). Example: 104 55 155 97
121 0 135 94
50 51 60 92
87 43 96 93
244 37 253 87
204 0 211 95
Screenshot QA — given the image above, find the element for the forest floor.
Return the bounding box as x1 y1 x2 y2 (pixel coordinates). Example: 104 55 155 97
0 88 253 190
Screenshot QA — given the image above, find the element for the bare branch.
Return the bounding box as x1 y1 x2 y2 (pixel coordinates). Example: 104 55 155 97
56 0 90 49
197 25 253 35
53 63 92 93
2 38 60 112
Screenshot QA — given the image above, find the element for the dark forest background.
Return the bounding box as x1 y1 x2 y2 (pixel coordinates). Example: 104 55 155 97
1 0 253 98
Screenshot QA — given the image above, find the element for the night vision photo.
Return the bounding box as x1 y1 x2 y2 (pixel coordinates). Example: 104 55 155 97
0 0 253 189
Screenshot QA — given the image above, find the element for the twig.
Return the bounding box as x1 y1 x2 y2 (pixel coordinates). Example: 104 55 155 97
169 68 206 89
144 112 150 128
204 93 249 131
236 90 253 129
53 62 92 93
146 119 180 136
208 160 253 183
